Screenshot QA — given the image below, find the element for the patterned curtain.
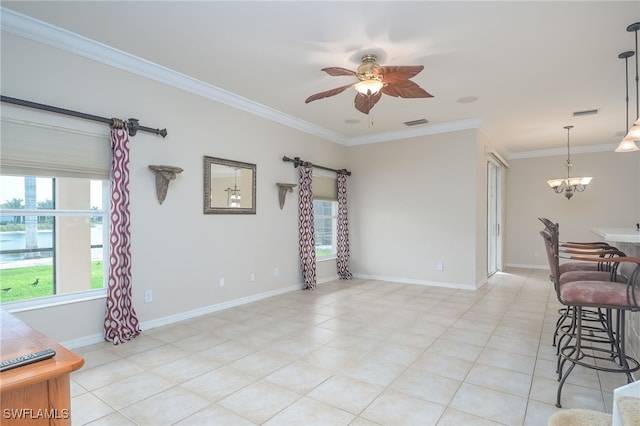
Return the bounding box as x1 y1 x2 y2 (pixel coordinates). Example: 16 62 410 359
104 125 141 344
336 172 353 279
298 166 316 290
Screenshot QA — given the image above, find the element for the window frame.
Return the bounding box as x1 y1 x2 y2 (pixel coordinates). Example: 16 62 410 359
0 177 110 309
313 198 338 261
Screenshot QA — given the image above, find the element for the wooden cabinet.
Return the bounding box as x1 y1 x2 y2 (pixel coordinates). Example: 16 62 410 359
0 309 84 425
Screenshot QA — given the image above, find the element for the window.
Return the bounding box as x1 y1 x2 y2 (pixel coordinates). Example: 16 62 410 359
0 175 109 304
313 199 338 259
1 106 111 305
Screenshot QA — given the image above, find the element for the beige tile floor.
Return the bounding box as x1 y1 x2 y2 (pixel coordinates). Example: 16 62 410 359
70 268 632 425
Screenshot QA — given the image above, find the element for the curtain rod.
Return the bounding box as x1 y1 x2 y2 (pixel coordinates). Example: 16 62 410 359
1 95 167 138
282 156 351 176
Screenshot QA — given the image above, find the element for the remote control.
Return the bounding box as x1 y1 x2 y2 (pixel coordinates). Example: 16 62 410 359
0 348 56 372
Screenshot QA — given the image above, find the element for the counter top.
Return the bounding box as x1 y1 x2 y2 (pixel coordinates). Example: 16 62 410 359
592 227 640 244
0 309 84 393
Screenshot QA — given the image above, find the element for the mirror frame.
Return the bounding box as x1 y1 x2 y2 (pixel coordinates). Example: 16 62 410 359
203 155 256 214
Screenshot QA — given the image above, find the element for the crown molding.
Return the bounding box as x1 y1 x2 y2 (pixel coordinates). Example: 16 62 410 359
2 8 624 155
1 7 488 147
346 117 483 146
0 8 347 144
507 143 621 160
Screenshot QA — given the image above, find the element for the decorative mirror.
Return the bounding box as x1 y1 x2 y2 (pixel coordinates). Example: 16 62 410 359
203 156 256 214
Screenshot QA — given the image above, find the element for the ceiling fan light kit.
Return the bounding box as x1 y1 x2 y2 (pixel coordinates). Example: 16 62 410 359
354 79 384 95
305 53 433 115
356 54 384 83
355 54 384 95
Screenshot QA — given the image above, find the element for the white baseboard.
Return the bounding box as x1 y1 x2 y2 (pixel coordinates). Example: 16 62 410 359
506 263 549 270
138 283 303 333
62 283 304 349
62 333 106 349
352 273 479 291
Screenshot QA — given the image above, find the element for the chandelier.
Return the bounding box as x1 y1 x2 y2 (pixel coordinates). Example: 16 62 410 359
225 168 241 207
547 126 593 200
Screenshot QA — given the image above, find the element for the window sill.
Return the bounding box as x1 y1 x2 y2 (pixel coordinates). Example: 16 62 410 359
317 255 337 262
3 289 107 313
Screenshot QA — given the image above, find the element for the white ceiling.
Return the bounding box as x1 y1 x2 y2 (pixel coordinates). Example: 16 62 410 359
2 1 639 157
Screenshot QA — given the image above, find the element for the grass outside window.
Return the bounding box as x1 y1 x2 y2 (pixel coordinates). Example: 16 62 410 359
0 261 104 303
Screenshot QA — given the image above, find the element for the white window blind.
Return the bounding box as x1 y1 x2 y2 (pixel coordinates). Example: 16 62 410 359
0 111 111 179
312 174 337 200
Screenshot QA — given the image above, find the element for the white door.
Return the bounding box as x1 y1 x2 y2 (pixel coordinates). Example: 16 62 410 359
487 160 501 276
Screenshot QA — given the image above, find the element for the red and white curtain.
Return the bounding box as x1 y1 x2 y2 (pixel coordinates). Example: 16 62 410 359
298 166 316 290
336 172 352 279
104 126 141 344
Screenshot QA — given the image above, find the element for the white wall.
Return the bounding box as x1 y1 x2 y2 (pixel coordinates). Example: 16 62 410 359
505 150 639 268
1 33 348 343
346 130 485 289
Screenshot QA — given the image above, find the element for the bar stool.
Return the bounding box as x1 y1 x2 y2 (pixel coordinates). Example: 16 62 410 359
539 218 619 276
539 225 627 351
542 230 640 407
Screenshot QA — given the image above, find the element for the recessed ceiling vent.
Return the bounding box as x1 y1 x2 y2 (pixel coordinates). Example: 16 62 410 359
404 118 429 126
572 109 599 117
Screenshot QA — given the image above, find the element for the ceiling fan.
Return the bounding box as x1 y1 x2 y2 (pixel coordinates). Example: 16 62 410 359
305 54 433 114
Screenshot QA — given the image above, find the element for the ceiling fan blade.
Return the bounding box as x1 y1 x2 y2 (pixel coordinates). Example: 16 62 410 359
322 67 357 77
383 80 433 98
381 65 424 83
354 91 382 114
305 83 355 103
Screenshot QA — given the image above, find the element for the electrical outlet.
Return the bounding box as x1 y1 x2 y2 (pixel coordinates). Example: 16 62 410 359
219 277 225 287
436 262 444 271
144 290 153 303
273 267 279 277
250 273 255 282
535 251 540 257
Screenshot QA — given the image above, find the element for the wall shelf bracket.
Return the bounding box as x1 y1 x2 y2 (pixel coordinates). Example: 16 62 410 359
149 165 183 204
276 183 297 209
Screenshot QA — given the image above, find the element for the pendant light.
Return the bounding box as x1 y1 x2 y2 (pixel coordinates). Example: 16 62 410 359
547 126 592 200
616 22 640 152
616 50 638 152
